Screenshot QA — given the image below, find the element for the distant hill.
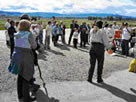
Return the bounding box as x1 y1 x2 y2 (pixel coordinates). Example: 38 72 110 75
0 10 135 19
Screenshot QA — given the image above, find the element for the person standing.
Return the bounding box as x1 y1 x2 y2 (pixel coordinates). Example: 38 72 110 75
55 23 62 44
68 19 75 45
87 21 112 83
5 18 11 46
130 29 136 48
73 28 79 48
51 21 57 46
8 20 16 58
121 23 131 56
86 23 91 44
38 21 44 44
9 20 37 102
60 21 66 44
45 21 52 49
79 22 87 47
112 21 120 30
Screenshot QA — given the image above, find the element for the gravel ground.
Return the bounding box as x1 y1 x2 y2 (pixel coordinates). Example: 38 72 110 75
0 29 133 94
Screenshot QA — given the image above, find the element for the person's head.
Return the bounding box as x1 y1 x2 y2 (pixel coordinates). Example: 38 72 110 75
132 29 135 33
18 20 31 32
56 23 59 27
48 21 51 25
74 28 78 32
60 21 63 25
52 16 55 20
109 24 112 28
10 20 15 26
20 14 30 21
96 20 103 29
122 22 125 26
82 22 86 25
113 21 116 25
72 19 75 23
7 19 10 23
125 23 128 27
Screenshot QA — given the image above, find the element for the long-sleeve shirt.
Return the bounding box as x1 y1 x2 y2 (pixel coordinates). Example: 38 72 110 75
90 29 113 49
51 24 57 35
45 25 52 36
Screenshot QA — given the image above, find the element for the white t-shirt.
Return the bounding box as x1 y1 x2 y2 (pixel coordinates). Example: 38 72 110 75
112 24 120 30
122 27 131 40
5 22 10 30
73 32 78 39
46 25 52 36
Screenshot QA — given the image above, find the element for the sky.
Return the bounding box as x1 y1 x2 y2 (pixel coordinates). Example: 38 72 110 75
0 0 136 17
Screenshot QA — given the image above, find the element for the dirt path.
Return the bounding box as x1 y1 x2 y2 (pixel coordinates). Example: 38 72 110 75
0 29 133 94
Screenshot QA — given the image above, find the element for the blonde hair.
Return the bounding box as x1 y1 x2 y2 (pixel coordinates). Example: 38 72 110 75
18 20 31 32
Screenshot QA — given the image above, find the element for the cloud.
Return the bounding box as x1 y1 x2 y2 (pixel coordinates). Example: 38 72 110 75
0 0 136 16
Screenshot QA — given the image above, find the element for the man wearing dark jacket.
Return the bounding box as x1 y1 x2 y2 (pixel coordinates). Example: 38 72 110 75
8 20 16 58
68 20 75 45
79 22 87 47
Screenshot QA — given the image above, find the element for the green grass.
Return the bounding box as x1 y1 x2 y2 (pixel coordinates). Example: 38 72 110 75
0 18 136 30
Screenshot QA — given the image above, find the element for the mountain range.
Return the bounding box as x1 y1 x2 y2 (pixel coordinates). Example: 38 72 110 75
0 10 135 19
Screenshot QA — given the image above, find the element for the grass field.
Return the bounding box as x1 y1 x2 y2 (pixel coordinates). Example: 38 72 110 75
0 17 136 30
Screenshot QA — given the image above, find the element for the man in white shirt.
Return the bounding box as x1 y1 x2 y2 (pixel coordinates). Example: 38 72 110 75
88 21 113 83
112 21 120 30
121 23 131 56
45 21 52 49
4 19 11 46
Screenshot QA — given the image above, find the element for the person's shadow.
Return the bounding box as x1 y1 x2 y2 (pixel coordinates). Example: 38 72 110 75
36 89 60 102
130 88 136 94
38 51 48 61
91 82 136 102
49 49 66 56
56 43 71 51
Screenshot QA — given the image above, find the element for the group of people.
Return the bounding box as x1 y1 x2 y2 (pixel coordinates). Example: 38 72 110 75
68 20 91 48
5 14 136 102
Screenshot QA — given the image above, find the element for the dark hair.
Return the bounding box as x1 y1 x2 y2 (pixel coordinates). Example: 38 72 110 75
104 24 109 28
10 20 14 25
48 21 51 24
20 14 30 20
125 23 128 26
96 21 103 29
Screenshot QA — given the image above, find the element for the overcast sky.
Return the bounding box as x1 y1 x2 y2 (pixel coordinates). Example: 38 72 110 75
0 0 136 16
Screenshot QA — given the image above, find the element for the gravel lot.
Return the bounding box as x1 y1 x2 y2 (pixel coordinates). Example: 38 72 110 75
0 29 133 94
